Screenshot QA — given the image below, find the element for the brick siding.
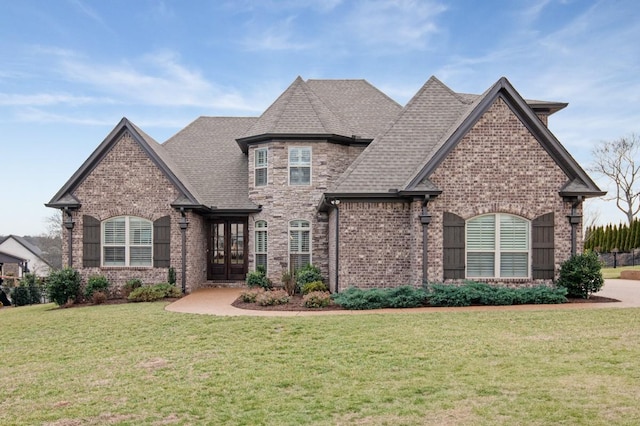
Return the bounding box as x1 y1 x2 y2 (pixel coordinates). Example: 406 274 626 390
333 98 580 289
62 131 197 293
427 97 577 285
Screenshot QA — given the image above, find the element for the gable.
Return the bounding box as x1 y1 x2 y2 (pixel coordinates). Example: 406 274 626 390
330 76 472 195
404 78 604 198
47 118 200 210
72 130 182 213
429 97 569 202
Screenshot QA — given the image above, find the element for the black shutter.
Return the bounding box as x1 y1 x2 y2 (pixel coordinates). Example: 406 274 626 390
443 212 465 279
83 215 101 267
153 216 171 268
532 213 554 279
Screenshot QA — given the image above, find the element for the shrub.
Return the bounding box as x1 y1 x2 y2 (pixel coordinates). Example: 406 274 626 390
255 289 290 306
282 269 296 296
556 252 604 299
10 286 31 307
246 268 272 290
122 278 143 298
295 264 323 292
127 283 181 302
92 291 107 305
427 282 568 307
85 275 110 299
385 286 430 308
47 267 81 306
240 288 264 303
332 286 428 310
11 274 43 306
301 280 328 295
516 286 567 304
303 291 332 308
128 286 166 302
154 282 182 298
168 266 176 285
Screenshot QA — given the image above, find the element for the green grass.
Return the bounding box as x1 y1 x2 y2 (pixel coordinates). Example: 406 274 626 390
601 265 640 279
2 303 640 425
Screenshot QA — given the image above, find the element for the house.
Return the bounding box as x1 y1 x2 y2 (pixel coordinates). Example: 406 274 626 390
0 235 52 278
46 76 604 293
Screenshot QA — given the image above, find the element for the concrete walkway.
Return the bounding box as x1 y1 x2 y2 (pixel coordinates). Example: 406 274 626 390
165 279 640 317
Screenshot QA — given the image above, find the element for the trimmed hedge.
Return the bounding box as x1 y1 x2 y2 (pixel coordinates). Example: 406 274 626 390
332 286 428 310
427 282 567 307
332 282 567 310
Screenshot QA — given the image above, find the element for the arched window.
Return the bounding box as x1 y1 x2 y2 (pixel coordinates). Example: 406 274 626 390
289 220 311 271
255 220 268 272
466 214 529 278
102 216 152 267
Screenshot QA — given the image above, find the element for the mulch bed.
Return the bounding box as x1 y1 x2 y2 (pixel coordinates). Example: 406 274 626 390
232 295 345 312
232 294 620 312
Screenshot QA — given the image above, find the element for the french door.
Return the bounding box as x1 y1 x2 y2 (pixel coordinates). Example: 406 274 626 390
207 218 248 280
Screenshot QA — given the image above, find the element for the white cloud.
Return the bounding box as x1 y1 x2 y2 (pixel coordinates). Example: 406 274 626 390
346 0 447 50
14 107 115 126
240 16 315 51
0 93 114 106
55 50 262 111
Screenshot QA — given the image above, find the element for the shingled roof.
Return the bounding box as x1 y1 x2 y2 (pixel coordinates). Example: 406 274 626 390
163 117 259 211
236 77 402 152
331 76 476 194
329 76 604 199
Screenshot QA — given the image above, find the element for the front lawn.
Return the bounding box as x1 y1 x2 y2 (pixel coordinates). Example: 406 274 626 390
1 303 639 425
601 265 640 279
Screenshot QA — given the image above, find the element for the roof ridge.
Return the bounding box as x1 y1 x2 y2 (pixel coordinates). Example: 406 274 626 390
303 80 355 135
330 76 469 194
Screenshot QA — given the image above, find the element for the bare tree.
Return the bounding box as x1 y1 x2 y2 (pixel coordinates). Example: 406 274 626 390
36 212 63 269
590 133 640 226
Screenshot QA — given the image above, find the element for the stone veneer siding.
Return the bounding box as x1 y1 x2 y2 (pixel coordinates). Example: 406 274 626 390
425 97 578 285
247 140 363 285
62 131 203 294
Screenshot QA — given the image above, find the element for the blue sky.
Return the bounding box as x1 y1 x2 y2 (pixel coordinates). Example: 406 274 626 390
0 0 638 236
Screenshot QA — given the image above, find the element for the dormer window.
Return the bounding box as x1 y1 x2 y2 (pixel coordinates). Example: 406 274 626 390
289 147 311 185
255 148 268 187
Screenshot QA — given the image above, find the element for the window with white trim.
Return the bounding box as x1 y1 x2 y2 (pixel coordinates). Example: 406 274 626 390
102 216 152 267
289 147 311 185
466 214 529 278
289 220 311 271
255 148 268 187
255 220 268 272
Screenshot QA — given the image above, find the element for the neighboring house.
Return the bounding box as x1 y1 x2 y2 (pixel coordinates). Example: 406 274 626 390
47 76 604 293
0 235 52 278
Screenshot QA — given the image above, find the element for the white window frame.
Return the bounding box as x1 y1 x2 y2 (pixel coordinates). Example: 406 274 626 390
102 216 153 267
254 148 268 187
289 219 311 271
288 147 312 186
466 213 530 279
254 220 268 272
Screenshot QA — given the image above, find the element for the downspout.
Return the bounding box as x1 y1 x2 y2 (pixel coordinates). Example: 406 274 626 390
419 196 432 289
179 208 189 294
63 208 75 268
330 199 341 293
568 196 583 256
